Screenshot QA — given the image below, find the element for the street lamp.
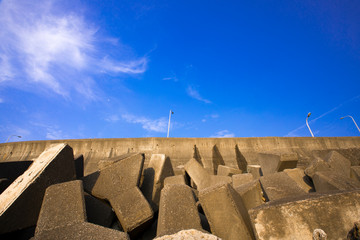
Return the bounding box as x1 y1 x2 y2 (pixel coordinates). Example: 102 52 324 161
6 135 22 143
340 115 360 133
306 112 314 137
167 110 174 138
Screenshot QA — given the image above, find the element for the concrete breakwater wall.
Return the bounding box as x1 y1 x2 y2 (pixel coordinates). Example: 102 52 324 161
1 137 360 175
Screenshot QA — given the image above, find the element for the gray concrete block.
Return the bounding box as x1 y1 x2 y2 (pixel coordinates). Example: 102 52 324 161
164 175 186 186
84 192 115 228
249 190 360 240
312 171 360 193
260 172 308 201
35 180 86 234
258 153 298 176
284 168 314 193
217 165 242 177
350 166 360 182
141 154 174 211
33 222 130 240
110 187 154 236
154 229 221 240
234 180 263 210
83 153 144 200
304 157 332 178
98 152 143 171
157 184 202 237
0 144 76 234
232 173 254 188
199 183 255 240
247 165 262 179
324 151 351 177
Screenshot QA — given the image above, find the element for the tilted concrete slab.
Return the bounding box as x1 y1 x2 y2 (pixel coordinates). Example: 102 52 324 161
350 166 360 182
232 173 254 188
312 171 360 193
110 186 154 236
154 229 221 240
304 157 332 178
259 172 308 201
35 180 86 233
247 165 262 179
283 168 314 193
234 180 264 210
199 183 255 240
258 153 298 176
249 190 360 240
157 184 202 237
0 143 76 234
217 165 242 177
324 151 351 177
141 154 174 211
164 175 186 186
84 192 115 228
98 152 143 171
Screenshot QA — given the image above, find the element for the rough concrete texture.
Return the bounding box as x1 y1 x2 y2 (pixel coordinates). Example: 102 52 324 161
232 173 254 188
33 222 130 240
110 187 154 235
247 165 262 179
312 171 360 193
351 166 360 182
260 172 308 201
249 190 360 240
199 183 255 240
157 184 203 237
283 168 314 192
84 192 115 228
217 165 242 176
304 157 332 178
98 152 142 171
234 180 264 210
0 143 76 234
154 229 221 240
324 151 351 177
141 154 174 211
35 180 86 233
74 154 84 179
258 153 298 176
164 175 186 186
82 153 144 200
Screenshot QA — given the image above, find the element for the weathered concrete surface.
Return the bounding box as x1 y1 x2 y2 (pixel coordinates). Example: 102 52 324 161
247 165 262 179
98 152 142 170
312 171 360 193
110 187 154 236
217 165 242 177
154 229 221 240
35 180 86 233
199 183 255 240
0 144 76 234
157 184 202 237
283 168 314 192
249 190 360 240
304 157 332 178
84 192 115 228
74 154 84 179
324 151 351 177
351 166 360 182
260 172 308 201
234 180 264 210
164 175 186 186
141 154 174 211
258 153 298 176
232 173 254 188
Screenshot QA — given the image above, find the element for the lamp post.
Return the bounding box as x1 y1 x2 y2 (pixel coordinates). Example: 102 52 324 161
306 112 314 137
167 110 174 138
6 135 22 143
340 115 360 133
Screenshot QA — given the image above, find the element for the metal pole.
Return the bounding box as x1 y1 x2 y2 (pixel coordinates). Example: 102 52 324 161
340 115 360 133
6 135 22 143
167 110 173 138
306 112 314 137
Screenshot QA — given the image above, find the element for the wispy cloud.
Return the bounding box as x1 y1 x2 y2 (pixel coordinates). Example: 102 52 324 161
0 0 147 100
122 114 167 132
104 114 120 123
210 130 235 138
186 86 211 104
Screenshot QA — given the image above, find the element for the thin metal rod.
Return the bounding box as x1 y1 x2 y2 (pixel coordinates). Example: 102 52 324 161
167 110 172 138
306 113 314 137
341 115 360 133
6 135 21 143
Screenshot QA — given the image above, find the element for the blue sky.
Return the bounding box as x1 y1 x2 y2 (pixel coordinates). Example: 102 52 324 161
0 0 360 141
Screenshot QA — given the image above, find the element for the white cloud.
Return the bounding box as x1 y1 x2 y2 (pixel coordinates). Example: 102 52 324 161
105 114 120 123
210 130 235 138
186 86 211 104
46 128 65 140
122 114 167 133
0 0 147 100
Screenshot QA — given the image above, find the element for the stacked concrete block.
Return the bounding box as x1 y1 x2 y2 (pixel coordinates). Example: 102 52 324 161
259 172 308 201
324 151 351 177
154 229 221 240
283 168 314 193
234 180 264 210
0 144 76 234
350 166 360 182
184 158 231 190
232 173 254 188
157 184 202 237
199 183 255 240
33 180 129 240
217 165 242 177
247 164 262 179
258 153 298 176
304 157 332 178
164 175 186 186
249 190 360 239
74 154 84 179
141 154 174 211
312 171 360 193
84 192 115 228
98 152 143 171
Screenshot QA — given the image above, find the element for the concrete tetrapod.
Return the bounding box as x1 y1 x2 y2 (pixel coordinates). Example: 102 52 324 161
0 143 76 234
258 153 298 176
33 180 129 240
312 171 360 193
217 165 242 177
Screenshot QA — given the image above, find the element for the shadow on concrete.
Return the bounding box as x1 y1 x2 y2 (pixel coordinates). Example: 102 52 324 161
235 145 248 172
